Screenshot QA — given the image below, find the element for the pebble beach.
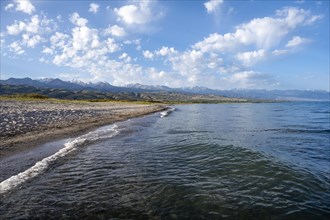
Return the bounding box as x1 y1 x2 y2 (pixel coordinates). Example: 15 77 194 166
0 100 166 158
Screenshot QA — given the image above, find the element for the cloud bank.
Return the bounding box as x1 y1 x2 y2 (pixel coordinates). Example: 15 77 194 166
1 0 324 90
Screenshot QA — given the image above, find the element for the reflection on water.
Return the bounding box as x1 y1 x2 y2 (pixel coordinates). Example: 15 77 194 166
1 102 329 219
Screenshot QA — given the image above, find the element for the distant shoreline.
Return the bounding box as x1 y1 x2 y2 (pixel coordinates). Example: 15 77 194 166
0 99 168 158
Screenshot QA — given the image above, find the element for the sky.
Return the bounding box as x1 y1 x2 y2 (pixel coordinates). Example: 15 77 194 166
0 0 329 90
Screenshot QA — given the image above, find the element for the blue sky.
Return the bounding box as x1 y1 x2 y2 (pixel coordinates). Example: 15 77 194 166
1 0 329 90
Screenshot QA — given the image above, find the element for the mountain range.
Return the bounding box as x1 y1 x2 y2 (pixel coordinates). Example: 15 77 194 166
1 77 329 101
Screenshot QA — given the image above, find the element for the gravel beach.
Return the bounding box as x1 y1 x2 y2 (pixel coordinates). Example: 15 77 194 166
0 100 167 158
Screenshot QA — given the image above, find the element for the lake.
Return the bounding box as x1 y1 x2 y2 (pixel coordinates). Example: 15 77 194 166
1 102 329 219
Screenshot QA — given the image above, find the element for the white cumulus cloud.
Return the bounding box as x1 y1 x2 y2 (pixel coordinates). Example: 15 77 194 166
272 49 289 56
204 0 223 14
235 49 267 66
145 6 322 89
119 53 132 63
13 0 36 15
6 15 56 35
193 33 238 53
194 7 321 52
286 36 310 47
151 47 222 86
155 46 178 56
227 71 276 89
6 15 44 35
70 12 88 27
9 41 25 54
5 14 56 54
106 38 120 53
143 50 154 59
46 13 123 76
7 21 26 35
22 34 42 47
5 3 15 11
114 0 163 25
42 47 53 55
89 3 100 14
105 25 126 37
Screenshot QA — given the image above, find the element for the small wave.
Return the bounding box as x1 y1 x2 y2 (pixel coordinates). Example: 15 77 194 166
160 107 176 118
312 111 330 114
167 129 209 134
263 128 330 134
0 124 120 194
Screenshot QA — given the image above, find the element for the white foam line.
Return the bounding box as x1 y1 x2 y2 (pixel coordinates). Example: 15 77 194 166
160 107 176 118
0 124 120 194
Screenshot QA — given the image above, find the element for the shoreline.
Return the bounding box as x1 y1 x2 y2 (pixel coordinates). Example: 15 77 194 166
0 100 168 159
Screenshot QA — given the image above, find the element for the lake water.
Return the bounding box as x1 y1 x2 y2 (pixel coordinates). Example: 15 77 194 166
1 102 329 219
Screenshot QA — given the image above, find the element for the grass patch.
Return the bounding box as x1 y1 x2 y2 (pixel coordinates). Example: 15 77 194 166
0 95 166 105
0 93 49 100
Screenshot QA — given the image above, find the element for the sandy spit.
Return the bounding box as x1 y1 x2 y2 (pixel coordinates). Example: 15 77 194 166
0 100 167 158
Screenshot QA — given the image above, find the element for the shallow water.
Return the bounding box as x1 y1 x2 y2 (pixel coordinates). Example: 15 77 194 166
1 102 329 219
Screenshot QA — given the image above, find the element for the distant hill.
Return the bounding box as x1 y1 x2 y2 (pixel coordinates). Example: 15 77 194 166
125 84 329 101
0 77 139 93
1 77 329 101
0 84 247 103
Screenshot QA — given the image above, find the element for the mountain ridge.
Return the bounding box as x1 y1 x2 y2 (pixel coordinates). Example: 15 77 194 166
1 77 329 101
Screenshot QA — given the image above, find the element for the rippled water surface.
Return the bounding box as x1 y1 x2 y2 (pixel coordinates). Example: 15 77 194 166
1 102 329 219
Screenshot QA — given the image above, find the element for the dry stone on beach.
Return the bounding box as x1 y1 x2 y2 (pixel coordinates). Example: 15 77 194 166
0 100 166 157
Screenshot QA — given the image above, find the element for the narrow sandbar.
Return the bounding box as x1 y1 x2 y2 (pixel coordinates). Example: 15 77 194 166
0 100 167 158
